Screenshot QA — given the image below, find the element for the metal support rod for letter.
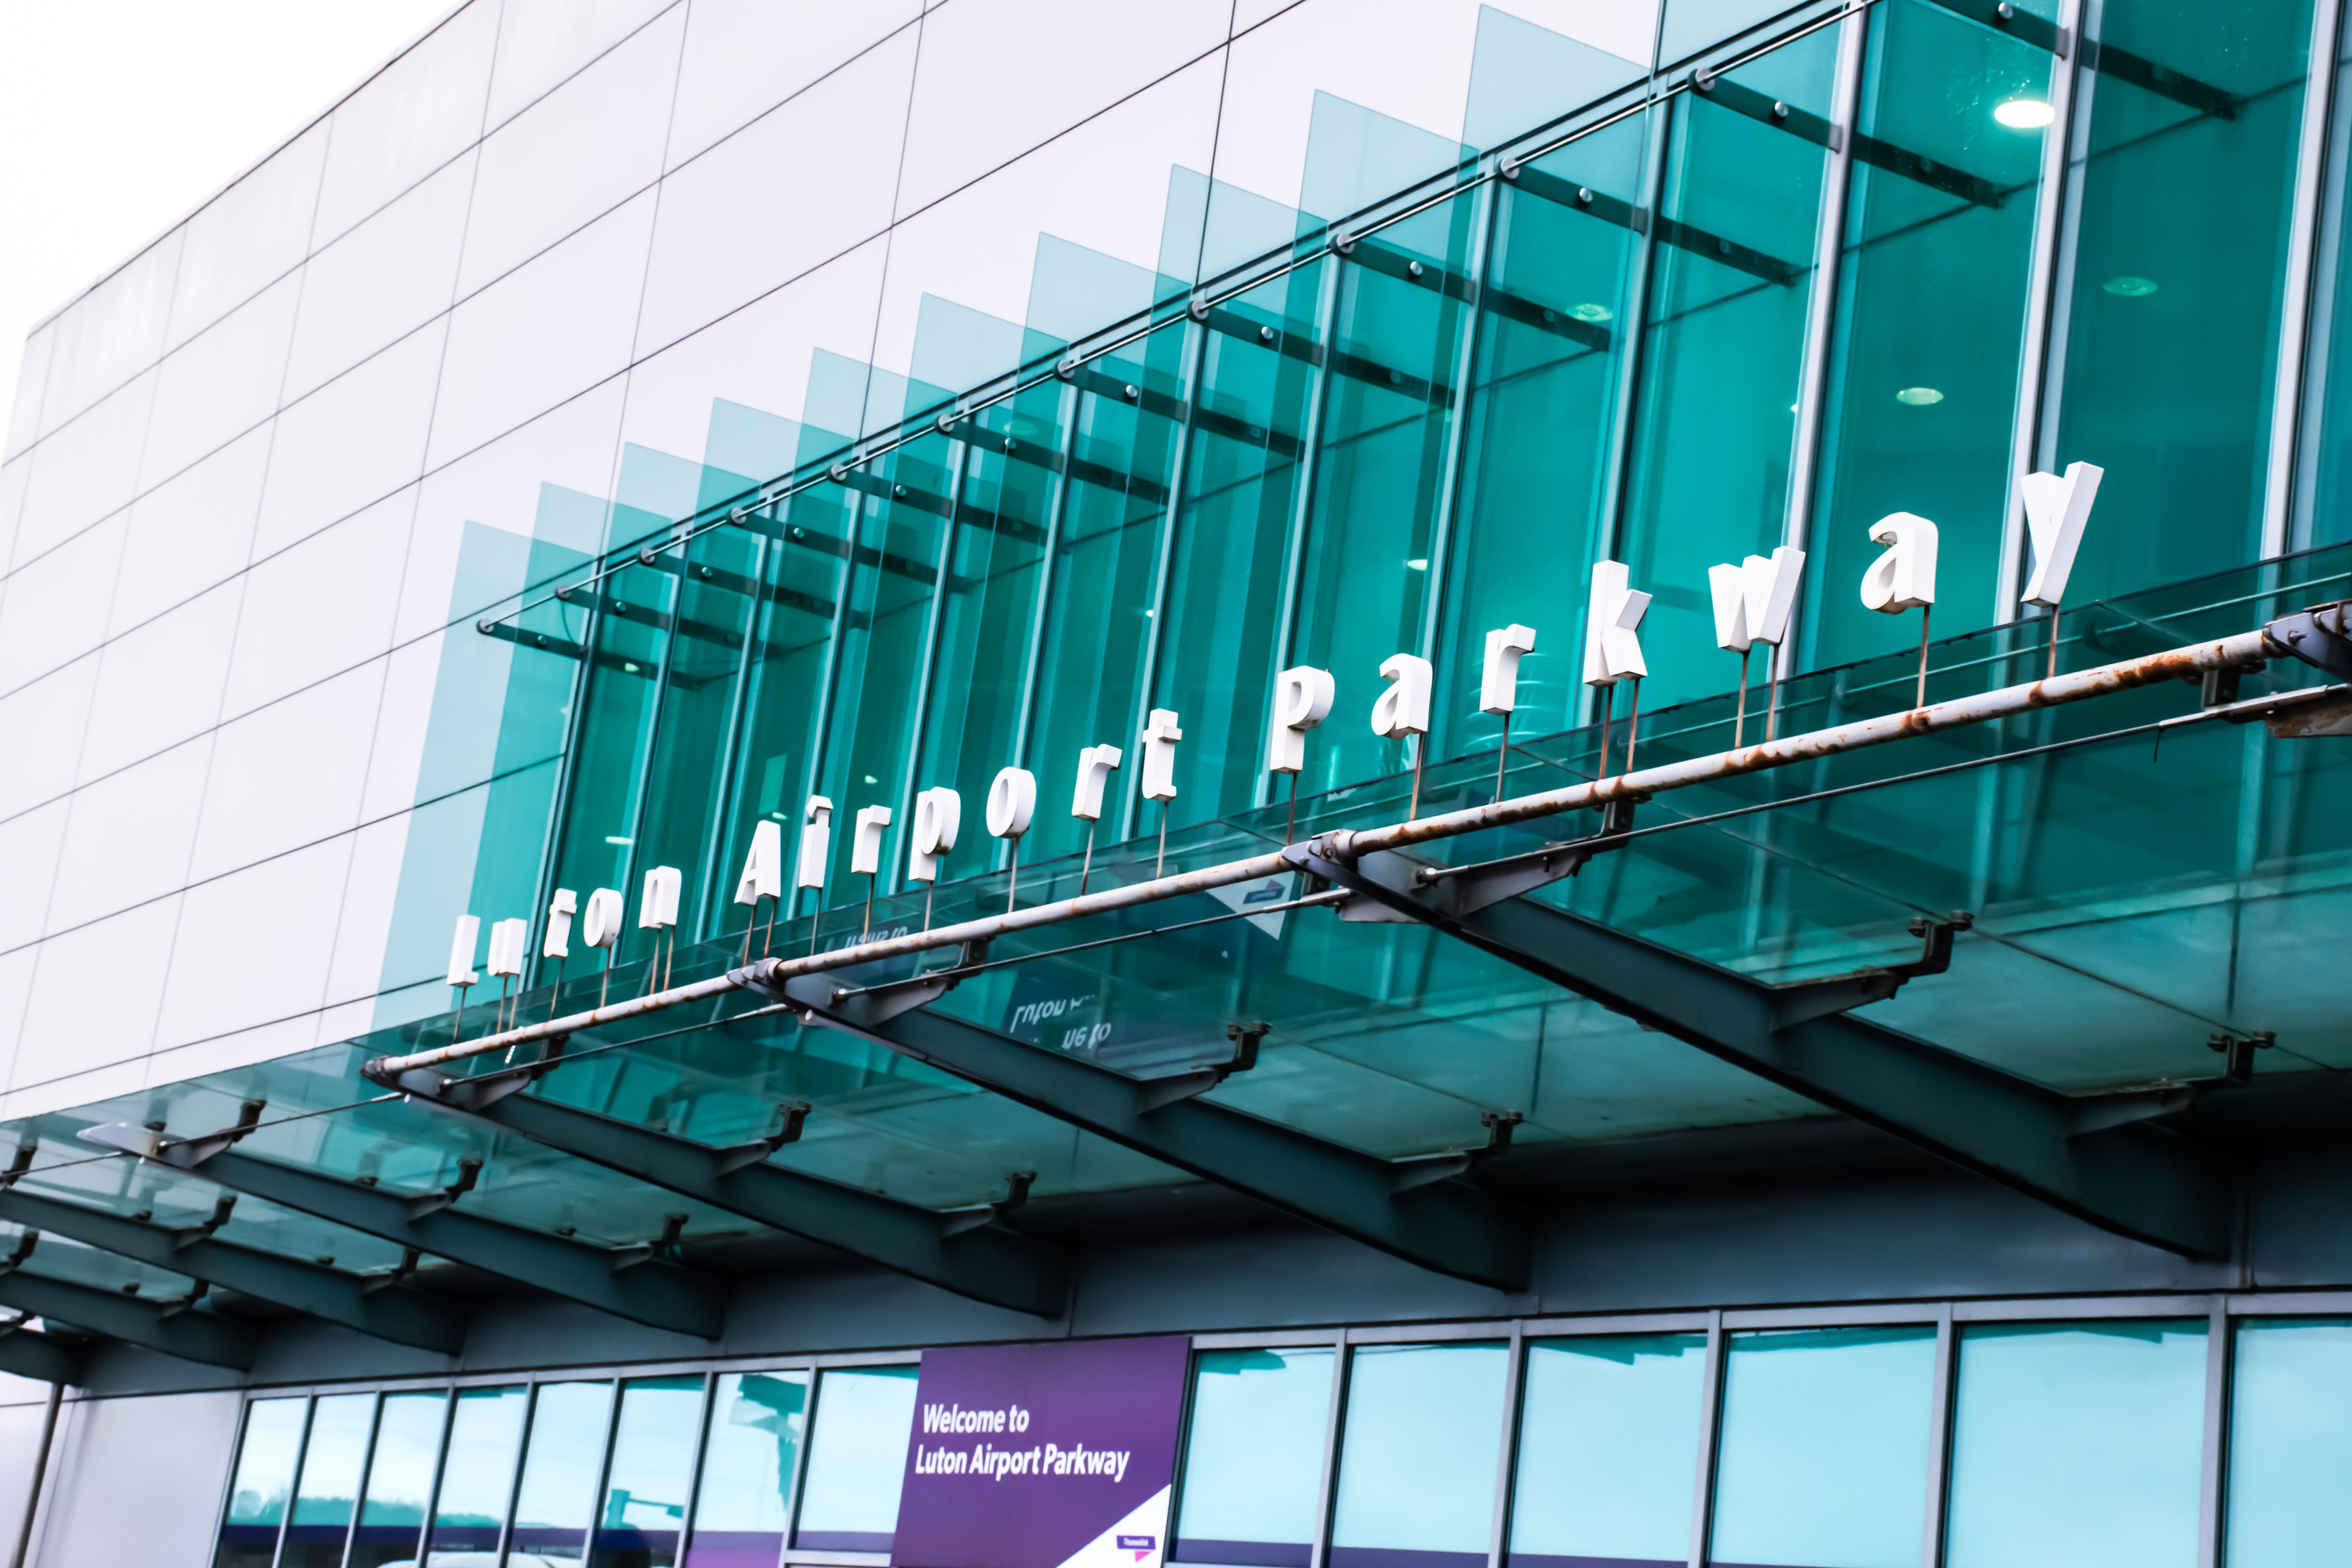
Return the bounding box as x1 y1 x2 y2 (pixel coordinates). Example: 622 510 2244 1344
1916 604 1934 711
1495 711 1512 800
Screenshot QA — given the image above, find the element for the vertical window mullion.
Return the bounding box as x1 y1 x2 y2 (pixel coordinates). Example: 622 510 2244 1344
1920 1306 1958 1568
1415 175 1504 676
2197 1298 2234 1568
1121 315 1211 841
1264 257 1347 809
1685 1310 1725 1568
1308 1332 1350 1568
1483 1323 1528 1568
2263 0 2350 556
1010 379 1084 773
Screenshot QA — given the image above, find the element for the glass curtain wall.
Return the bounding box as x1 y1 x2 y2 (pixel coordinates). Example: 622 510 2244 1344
2049 0 2317 597
1174 1346 1337 1566
1507 1334 1707 1568
426 1384 528 1564
1806 0 2060 666
348 1389 449 1567
212 1397 308 1568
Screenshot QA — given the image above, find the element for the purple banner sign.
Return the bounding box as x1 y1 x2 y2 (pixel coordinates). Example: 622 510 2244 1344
892 1336 1191 1568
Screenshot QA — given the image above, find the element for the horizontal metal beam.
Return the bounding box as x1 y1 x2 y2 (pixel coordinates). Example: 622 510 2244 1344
761 975 1532 1291
79 1131 725 1339
387 1069 1070 1316
0 1189 465 1354
0 1263 255 1369
0 1325 82 1384
1288 844 2236 1259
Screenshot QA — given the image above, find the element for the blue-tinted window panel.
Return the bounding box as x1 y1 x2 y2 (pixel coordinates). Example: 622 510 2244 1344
512 1380 618 1562
795 1365 921 1553
350 1389 448 1568
1175 1346 1337 1567
213 1397 308 1568
1508 1334 1707 1568
1708 1327 1935 1568
428 1384 529 1564
1329 1342 1510 1568
687 1369 809 1568
2226 1319 2352 1568
1944 1321 2206 1568
591 1375 707 1568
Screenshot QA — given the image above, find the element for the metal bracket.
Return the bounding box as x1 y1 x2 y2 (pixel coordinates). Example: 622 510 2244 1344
0 1141 33 1190
1387 1110 1524 1193
709 1101 812 1176
2067 1084 2207 1137
747 940 989 1030
402 1158 481 1222
79 1099 270 1169
358 1246 424 1297
1131 1023 1270 1114
157 1279 211 1321
1337 800 1641 925
938 1170 1039 1238
2208 1030 2276 1085
168 1194 237 1252
610 1213 688 1272
2266 601 2352 682
1767 912 1975 1028
0 1232 36 1275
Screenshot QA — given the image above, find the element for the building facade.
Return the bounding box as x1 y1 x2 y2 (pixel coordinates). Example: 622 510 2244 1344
2 0 2351 1562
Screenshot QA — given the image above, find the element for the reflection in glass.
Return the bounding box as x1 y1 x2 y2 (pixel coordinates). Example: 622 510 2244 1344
686 1369 809 1568
512 1380 618 1562
1944 1321 2206 1568
280 1392 375 1568
1174 1346 1336 1566
1619 28 1836 709
1806 0 2054 668
2052 0 2314 598
1329 1342 1509 1568
794 1365 921 1553
428 1384 529 1564
1709 1327 1935 1568
348 1389 449 1568
212 1397 309 1568
2226 1319 2352 1566
1508 1334 1707 1568
591 1375 707 1568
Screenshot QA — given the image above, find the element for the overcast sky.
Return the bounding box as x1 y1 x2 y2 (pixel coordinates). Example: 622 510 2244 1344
0 0 453 437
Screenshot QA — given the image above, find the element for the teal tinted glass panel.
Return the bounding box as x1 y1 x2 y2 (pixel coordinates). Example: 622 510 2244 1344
1287 193 1477 796
512 1379 617 1562
1708 1326 1935 1568
795 1365 921 1552
349 1389 447 1568
1944 1321 2206 1568
2306 30 2352 547
1437 112 1647 763
2051 0 2314 600
1620 29 1836 711
1174 1346 1336 1566
214 1397 308 1568
1508 1334 1707 1568
1329 1341 1509 1568
2226 1319 2352 1567
282 1391 374 1568
686 1369 809 1568
1152 267 1325 832
591 1374 706 1568
428 1384 527 1563
1806 0 2055 667
711 480 853 944
1021 326 1190 866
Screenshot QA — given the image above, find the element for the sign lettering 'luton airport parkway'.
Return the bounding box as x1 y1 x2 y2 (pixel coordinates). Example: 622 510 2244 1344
894 1337 1191 1568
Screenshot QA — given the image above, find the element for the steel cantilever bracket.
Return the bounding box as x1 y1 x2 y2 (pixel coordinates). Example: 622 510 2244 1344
1282 834 2236 1260
2265 600 2352 681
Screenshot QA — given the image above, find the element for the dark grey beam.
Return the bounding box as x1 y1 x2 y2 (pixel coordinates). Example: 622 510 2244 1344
1288 842 2236 1259
0 1262 254 1369
0 1324 82 1384
79 1129 725 1338
381 1070 1070 1317
751 974 1532 1291
0 1189 465 1354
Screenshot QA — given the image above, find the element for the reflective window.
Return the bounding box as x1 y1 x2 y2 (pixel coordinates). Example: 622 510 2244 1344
687 1369 810 1568
1329 1342 1509 1568
1944 1321 2207 1568
1175 1346 1337 1566
2226 1319 2352 1567
591 1375 707 1568
281 1392 376 1568
1508 1334 1707 1568
2051 0 2316 598
513 1380 619 1562
350 1389 449 1568
428 1384 529 1564
213 1397 307 1568
1708 1326 1936 1568
794 1365 921 1553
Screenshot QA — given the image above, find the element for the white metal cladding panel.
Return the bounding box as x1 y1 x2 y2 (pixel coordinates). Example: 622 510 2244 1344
28 1390 243 1568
